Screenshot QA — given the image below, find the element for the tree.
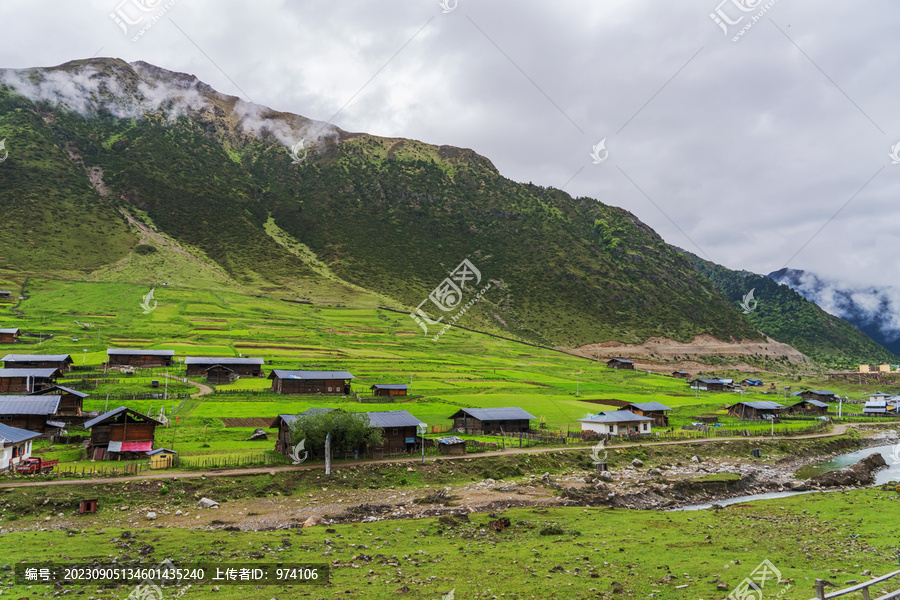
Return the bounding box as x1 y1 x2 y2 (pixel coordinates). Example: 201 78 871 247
288 409 383 458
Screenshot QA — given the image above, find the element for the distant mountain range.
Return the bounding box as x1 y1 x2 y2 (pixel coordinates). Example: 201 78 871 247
769 268 900 358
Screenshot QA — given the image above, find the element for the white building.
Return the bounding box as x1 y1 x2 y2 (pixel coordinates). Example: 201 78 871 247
578 410 653 436
0 422 40 472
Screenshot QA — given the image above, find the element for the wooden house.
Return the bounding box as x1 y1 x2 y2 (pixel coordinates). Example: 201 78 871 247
83 407 161 460
0 291 12 302
106 349 174 368
271 407 335 455
147 448 177 469
2 354 73 373
689 378 725 391
741 378 763 387
268 370 354 395
0 329 20 343
448 407 535 435
371 384 409 397
672 371 691 379
607 358 634 370
788 399 829 416
0 368 59 393
863 400 888 415
0 396 61 432
184 357 264 383
0 422 40 472
29 385 87 417
792 390 839 403
435 435 466 455
578 410 653 436
625 401 672 427
726 400 785 420
272 408 423 455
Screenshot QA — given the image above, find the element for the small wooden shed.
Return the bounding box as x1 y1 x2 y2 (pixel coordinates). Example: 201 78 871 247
30 385 87 417
0 329 20 343
672 371 691 379
371 384 409 397
83 407 161 460
607 358 634 370
435 435 466 455
147 448 177 469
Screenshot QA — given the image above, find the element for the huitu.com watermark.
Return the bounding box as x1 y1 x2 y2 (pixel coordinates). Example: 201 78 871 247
710 0 780 42
110 0 180 42
728 559 790 600
409 258 492 342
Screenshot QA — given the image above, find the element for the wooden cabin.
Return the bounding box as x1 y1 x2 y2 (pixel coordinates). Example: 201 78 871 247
366 410 423 453
0 329 20 343
435 435 466 455
672 371 691 379
268 370 354 395
2 354 73 373
792 390 839 403
625 401 672 427
83 407 161 460
449 407 535 435
184 357 264 383
789 399 829 416
29 385 86 417
0 396 61 433
607 358 634 370
689 378 725 392
106 349 174 368
726 401 785 420
0 422 40 472
0 368 59 393
371 384 409 397
578 410 653 437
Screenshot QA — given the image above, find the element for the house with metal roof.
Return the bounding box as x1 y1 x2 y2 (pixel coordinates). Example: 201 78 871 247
448 407 536 435
106 349 175 368
83 407 162 460
271 408 424 455
863 400 888 415
672 371 691 379
625 402 672 427
726 400 786 420
788 398 829 416
30 385 87 417
790 390 839 402
268 370 354 395
2 354 73 373
689 378 727 392
0 422 40 472
606 358 634 370
371 384 409 397
0 328 19 343
184 357 265 383
0 396 61 432
578 410 654 436
0 368 60 393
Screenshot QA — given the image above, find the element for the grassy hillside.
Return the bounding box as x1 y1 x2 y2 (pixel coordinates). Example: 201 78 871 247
683 252 898 368
0 58 761 349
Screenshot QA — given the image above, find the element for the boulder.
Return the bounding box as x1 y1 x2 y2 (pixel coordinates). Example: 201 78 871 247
198 497 220 509
246 428 268 441
648 468 662 477
789 481 809 492
691 456 700 463
632 458 644 468
146 512 157 520
809 453 888 488
302 516 324 528
599 471 613 481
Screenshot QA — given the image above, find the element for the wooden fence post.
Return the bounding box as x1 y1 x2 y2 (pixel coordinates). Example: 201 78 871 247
815 579 825 599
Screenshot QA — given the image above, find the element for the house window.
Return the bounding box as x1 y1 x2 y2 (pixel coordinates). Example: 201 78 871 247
642 423 648 431
392 429 399 436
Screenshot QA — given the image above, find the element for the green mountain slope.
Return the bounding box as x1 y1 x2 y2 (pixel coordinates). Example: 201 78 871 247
683 251 897 368
0 58 762 347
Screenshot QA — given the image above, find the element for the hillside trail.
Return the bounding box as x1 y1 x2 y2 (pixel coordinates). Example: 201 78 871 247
164 373 212 399
0 424 849 489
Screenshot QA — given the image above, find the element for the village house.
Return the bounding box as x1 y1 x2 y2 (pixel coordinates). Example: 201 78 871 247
671 371 691 379
0 368 60 393
792 390 839 403
625 401 672 427
0 291 12 302
272 408 423 455
863 400 888 415
0 396 62 433
448 407 535 435
726 400 786 420
2 354 73 373
106 349 175 368
867 392 891 402
606 358 634 370
788 398 829 416
370 384 409 397
879 364 892 373
268 370 354 395
184 357 265 384
83 407 161 460
578 410 653 437
0 328 20 343
689 378 726 392
30 385 87 417
741 378 763 387
0 422 40 472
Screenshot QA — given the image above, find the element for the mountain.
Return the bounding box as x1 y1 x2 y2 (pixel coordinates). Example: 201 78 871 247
1 58 762 348
683 253 898 368
769 268 900 357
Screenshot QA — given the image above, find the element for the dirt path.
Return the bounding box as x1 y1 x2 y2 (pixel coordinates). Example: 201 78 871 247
0 425 850 489
165 373 212 399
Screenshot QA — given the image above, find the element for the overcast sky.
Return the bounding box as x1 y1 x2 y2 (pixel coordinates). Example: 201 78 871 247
2 0 900 289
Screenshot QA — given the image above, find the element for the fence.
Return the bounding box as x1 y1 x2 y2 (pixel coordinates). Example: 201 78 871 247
96 393 191 401
211 389 277 397
813 570 900 599
176 453 290 469
2 462 150 479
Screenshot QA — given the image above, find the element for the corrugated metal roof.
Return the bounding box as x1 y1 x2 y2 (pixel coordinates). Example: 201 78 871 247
449 407 537 421
733 401 785 410
0 396 60 414
0 422 41 444
2 354 72 362
106 349 175 356
0 328 20 334
371 384 409 390
578 410 653 423
269 370 354 380
31 385 88 398
0 368 59 378
83 406 160 429
608 358 634 364
793 399 828 408
691 378 725 384
184 357 264 365
808 390 836 396
46 420 66 428
627 402 672 412
865 400 887 408
365 410 423 428
147 448 176 455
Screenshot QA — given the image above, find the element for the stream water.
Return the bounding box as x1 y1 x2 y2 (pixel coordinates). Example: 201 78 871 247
673 443 900 511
